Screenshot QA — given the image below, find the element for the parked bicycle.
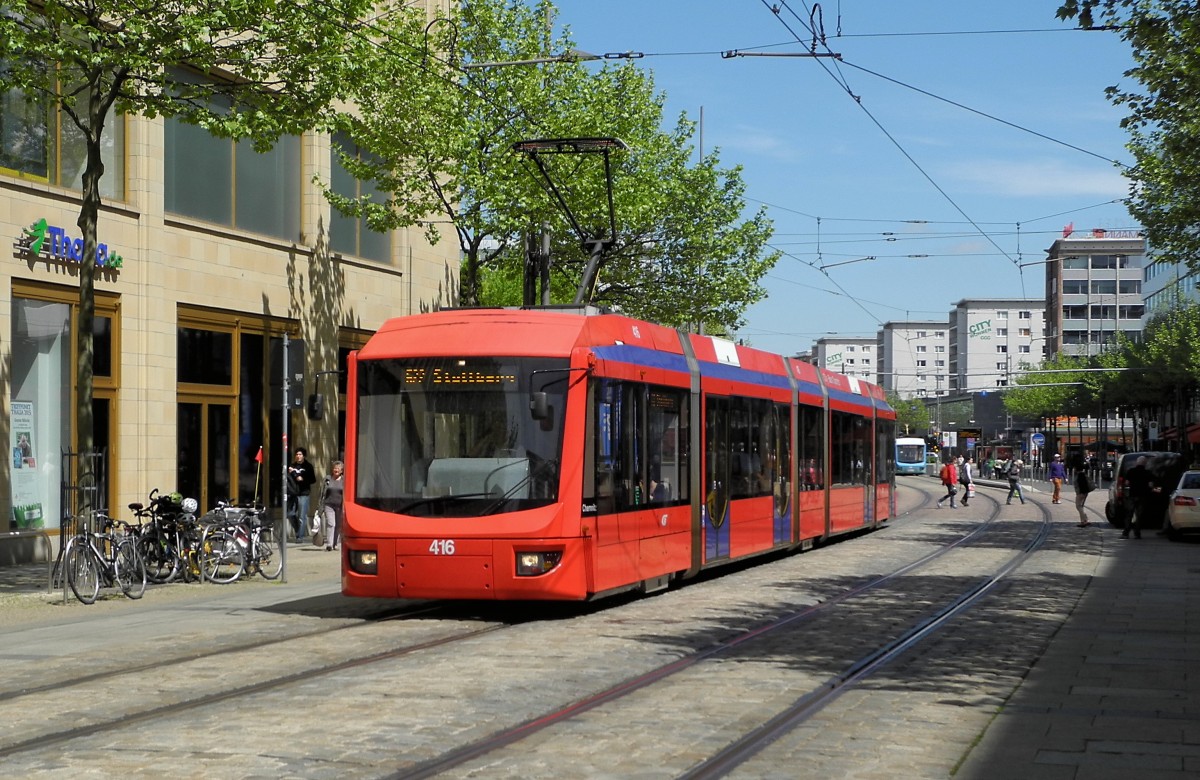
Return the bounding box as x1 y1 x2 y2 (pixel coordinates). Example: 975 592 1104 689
132 489 203 584
198 502 281 582
62 514 147 604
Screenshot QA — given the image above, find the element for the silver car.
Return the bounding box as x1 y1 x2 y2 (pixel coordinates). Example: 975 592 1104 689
1165 470 1200 540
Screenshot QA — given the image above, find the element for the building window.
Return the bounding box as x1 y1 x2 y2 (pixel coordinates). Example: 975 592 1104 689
916 345 927 353
10 282 120 529
916 331 926 338
846 345 856 352
997 311 1008 319
996 345 1007 353
330 132 392 263
996 328 1008 336
935 360 945 367
1019 345 1030 353
0 64 126 198
934 345 945 353
164 70 299 240
996 362 1006 370
916 359 926 367
1019 311 1032 319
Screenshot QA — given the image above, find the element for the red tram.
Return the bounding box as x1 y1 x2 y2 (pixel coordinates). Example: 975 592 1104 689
342 308 895 601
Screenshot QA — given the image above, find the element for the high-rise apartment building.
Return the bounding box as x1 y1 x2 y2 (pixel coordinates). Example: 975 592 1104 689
877 321 949 399
1044 229 1147 357
948 299 1046 391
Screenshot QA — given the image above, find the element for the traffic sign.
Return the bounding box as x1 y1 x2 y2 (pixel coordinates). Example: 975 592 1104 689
1031 432 1045 446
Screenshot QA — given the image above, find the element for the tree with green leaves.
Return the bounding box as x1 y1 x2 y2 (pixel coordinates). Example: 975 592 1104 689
1005 351 1090 425
886 392 928 436
1057 1 1200 270
0 0 378 457
331 0 778 332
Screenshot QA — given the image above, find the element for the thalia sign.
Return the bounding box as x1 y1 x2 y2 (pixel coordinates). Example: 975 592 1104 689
14 218 125 269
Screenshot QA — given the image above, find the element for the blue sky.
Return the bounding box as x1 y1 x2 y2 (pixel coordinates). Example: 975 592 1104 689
548 1 1136 356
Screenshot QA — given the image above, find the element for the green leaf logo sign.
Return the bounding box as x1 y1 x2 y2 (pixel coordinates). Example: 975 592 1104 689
21 218 48 255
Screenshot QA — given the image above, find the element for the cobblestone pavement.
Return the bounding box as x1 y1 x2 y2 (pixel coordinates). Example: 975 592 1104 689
0 482 1196 778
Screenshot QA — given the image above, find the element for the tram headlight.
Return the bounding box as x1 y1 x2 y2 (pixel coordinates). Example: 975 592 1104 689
515 550 563 576
349 550 378 575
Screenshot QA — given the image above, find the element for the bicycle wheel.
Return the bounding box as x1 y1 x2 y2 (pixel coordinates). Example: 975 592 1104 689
115 538 147 599
67 543 101 605
200 528 244 584
255 528 283 580
137 531 179 584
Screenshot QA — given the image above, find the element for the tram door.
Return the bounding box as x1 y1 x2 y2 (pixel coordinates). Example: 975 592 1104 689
178 400 233 512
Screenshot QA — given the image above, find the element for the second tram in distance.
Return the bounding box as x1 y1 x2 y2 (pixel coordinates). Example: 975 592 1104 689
341 308 896 601
895 437 929 475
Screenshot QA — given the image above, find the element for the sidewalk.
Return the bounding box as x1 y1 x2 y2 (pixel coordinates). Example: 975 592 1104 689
0 541 343 628
958 527 1200 778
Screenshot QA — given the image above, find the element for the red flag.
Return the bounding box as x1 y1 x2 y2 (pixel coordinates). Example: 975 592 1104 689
254 446 263 464
1062 222 1073 238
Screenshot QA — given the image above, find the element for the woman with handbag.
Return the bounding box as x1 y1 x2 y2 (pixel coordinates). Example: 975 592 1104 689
1074 467 1093 527
321 460 345 551
959 456 976 506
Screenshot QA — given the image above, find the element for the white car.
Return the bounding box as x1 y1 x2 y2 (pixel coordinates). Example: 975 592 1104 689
1165 470 1200 540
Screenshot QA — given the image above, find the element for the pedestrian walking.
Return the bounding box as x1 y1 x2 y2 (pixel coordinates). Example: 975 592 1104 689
959 456 975 506
1121 455 1153 539
936 459 959 509
320 460 345 551
1005 458 1026 505
1073 467 1093 526
1048 453 1067 503
286 446 316 542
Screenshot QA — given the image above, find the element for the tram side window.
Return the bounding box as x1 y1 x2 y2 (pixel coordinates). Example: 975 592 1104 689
830 411 870 486
647 389 689 504
593 379 689 513
759 402 790 505
706 395 730 510
729 398 755 499
877 419 894 479
798 404 824 490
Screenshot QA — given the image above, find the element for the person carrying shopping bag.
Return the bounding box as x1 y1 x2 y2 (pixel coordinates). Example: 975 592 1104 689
959 456 976 506
320 460 345 551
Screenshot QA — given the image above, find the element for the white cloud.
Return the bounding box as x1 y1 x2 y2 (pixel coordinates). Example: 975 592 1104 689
941 158 1129 198
721 124 807 162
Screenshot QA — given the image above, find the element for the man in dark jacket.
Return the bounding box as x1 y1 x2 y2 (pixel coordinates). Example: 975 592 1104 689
1122 456 1152 539
286 446 317 542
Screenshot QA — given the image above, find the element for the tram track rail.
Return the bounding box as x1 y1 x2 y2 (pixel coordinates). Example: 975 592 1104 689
387 485 1052 780
0 484 1059 777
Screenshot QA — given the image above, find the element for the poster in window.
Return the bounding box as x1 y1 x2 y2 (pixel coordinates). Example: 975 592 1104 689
10 401 43 528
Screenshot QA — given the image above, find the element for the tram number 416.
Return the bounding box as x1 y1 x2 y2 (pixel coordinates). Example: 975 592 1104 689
429 539 456 555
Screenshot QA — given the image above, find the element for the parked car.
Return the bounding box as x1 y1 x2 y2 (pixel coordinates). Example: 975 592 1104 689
1165 470 1200 540
1105 451 1187 529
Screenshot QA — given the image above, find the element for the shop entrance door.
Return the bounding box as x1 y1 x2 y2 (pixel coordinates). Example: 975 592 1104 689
178 400 233 512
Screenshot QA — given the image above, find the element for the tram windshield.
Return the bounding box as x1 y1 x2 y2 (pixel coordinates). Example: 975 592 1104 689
355 357 568 518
